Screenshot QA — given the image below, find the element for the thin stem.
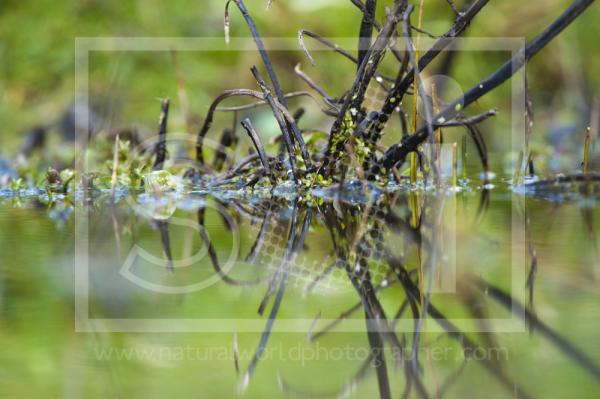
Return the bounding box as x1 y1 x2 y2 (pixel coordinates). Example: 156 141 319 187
240 118 274 183
153 98 169 171
357 0 377 69
381 0 595 169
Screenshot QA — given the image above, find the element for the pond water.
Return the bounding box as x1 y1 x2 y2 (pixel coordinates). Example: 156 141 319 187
0 180 599 398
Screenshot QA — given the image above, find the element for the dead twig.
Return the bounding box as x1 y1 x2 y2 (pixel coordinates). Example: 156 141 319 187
240 118 274 183
226 0 310 169
381 0 595 169
153 98 170 171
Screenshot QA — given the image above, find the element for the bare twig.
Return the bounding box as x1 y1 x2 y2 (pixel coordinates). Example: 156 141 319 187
297 29 395 85
358 0 377 69
226 0 310 168
110 134 120 202
473 277 600 382
294 63 336 105
445 0 460 15
153 98 169 171
348 0 406 62
250 67 299 179
215 90 338 116
381 0 595 169
371 0 490 144
196 89 263 164
240 118 274 183
440 108 498 126
213 128 237 172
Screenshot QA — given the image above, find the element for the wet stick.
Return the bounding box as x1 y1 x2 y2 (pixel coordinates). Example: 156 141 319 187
250 66 298 181
376 0 490 127
240 118 275 183
410 0 426 185
153 98 170 171
410 153 418 184
357 0 377 69
226 0 310 168
197 89 324 164
402 5 436 188
322 1 405 176
527 152 535 176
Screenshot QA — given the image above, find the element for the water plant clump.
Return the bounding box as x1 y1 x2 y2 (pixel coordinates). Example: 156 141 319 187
0 0 598 204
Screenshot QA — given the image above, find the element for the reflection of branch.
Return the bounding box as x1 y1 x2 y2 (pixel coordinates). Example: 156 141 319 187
473 277 600 382
197 206 262 286
241 207 313 391
245 207 274 264
279 352 376 398
388 257 534 398
357 0 377 69
154 220 173 272
308 273 395 341
303 254 335 296
288 298 413 399
365 309 391 399
215 90 337 116
475 187 490 224
525 216 538 333
411 195 446 374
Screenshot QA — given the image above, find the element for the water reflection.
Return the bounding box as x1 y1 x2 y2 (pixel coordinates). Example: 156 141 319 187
57 184 600 398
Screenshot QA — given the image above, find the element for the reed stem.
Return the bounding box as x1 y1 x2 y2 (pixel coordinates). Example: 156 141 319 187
410 0 425 185
453 142 458 188
583 126 591 173
461 134 467 180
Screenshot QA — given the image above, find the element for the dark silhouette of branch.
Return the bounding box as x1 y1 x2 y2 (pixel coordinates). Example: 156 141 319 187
381 0 595 169
358 0 377 69
153 98 170 171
